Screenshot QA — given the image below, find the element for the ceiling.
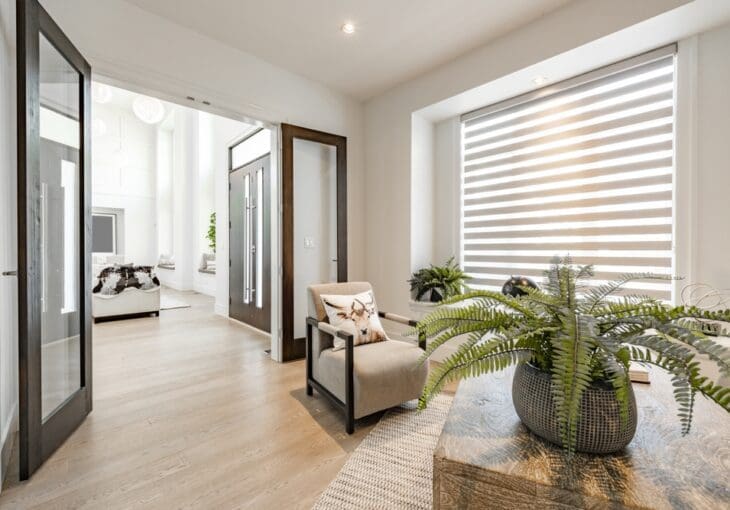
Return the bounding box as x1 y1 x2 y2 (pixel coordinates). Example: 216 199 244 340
123 0 572 100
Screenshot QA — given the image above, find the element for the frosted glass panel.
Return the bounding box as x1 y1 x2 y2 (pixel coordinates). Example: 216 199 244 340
256 168 263 308
231 129 271 168
293 139 337 339
39 34 82 419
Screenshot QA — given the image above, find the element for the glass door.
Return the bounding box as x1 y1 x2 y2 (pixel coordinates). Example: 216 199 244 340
17 0 92 479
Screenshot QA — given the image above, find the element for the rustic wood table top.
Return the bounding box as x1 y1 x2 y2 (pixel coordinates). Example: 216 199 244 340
434 366 730 509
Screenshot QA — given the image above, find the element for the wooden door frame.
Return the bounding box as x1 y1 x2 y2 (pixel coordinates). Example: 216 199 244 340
17 0 93 479
280 124 347 362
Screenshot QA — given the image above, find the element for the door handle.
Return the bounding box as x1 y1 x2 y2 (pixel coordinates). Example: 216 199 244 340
2 270 16 276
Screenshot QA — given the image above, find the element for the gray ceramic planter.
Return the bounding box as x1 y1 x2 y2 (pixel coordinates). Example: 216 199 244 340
512 363 638 454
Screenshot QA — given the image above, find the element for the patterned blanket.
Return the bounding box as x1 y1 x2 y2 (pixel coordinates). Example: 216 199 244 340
92 264 160 295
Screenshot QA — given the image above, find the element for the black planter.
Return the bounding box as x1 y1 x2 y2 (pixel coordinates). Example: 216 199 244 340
512 363 638 454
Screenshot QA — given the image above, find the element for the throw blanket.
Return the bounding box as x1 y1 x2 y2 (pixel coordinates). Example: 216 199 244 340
93 264 160 295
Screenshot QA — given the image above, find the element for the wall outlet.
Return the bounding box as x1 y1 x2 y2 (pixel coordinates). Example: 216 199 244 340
304 236 315 248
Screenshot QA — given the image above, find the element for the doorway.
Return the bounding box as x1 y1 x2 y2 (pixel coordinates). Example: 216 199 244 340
229 132 272 333
281 124 347 361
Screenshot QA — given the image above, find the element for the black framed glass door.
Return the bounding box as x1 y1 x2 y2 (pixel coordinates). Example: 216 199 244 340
17 0 92 479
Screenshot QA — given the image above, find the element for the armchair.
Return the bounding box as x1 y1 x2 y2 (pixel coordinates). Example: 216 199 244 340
305 282 428 433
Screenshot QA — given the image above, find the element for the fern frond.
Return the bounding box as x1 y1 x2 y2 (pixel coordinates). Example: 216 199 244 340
418 348 533 410
581 273 672 313
550 312 594 452
654 323 730 376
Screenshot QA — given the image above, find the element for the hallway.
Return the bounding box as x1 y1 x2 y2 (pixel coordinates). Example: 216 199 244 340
1 290 377 509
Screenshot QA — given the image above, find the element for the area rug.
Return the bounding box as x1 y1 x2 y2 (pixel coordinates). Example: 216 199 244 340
312 395 453 510
159 295 191 310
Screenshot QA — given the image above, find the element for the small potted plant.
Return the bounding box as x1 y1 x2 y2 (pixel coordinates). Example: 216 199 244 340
408 257 470 303
206 212 216 253
414 257 730 454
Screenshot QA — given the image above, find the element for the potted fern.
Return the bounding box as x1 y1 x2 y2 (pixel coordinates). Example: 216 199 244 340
415 258 730 454
409 257 470 303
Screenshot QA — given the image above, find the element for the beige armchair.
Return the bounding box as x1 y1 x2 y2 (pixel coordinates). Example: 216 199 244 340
305 282 428 434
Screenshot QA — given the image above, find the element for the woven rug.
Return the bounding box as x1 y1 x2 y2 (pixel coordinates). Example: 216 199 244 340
312 395 453 510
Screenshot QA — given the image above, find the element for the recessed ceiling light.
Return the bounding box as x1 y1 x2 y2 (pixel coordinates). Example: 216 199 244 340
341 22 355 34
532 75 549 86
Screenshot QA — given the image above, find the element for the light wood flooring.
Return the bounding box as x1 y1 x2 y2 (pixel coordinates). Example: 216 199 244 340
1 289 386 509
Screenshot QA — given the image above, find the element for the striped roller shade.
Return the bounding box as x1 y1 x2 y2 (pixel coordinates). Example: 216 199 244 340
460 45 676 301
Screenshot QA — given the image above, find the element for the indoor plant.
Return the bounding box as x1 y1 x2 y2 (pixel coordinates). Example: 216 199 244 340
408 257 470 303
414 258 730 453
206 212 216 253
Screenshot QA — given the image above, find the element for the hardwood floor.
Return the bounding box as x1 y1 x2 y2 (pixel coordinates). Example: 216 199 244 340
0 289 383 509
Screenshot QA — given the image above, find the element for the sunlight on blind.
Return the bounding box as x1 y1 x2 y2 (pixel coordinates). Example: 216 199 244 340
461 51 676 300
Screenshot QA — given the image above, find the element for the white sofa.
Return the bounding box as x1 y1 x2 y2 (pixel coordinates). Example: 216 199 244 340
92 286 160 322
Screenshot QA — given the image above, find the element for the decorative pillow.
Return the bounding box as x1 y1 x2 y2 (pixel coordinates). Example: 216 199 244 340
320 290 388 350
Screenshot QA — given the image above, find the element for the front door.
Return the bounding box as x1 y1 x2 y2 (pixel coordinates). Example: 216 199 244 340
229 154 271 332
17 0 93 479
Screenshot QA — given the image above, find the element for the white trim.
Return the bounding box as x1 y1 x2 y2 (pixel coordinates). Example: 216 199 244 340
214 302 228 317
0 400 18 488
673 36 698 303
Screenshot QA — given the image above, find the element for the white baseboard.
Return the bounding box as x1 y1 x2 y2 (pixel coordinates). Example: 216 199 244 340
214 303 228 317
1 401 18 490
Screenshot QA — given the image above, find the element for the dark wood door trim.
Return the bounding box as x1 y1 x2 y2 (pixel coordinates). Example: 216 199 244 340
280 124 347 362
17 0 93 480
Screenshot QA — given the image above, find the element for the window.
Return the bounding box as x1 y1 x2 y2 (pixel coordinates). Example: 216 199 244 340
460 46 676 301
92 213 117 254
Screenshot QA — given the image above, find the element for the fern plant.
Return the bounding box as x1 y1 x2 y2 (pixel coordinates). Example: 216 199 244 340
409 257 471 303
415 257 730 453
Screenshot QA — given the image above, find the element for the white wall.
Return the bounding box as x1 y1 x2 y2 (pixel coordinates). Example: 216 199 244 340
193 112 216 297
692 23 730 290
410 115 435 273
92 101 158 265
0 0 17 490
156 126 173 258
40 0 366 361
433 118 461 265
363 0 720 316
293 139 338 339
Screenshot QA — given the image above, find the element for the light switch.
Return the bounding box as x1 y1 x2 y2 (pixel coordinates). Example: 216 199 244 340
304 236 315 248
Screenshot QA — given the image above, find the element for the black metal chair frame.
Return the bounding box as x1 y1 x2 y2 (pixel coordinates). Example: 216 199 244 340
305 312 426 434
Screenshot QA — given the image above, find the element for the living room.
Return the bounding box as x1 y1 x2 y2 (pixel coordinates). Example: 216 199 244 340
1 0 729 508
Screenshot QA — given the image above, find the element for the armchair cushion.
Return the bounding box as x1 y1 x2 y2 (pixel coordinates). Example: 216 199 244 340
320 290 387 350
317 340 428 419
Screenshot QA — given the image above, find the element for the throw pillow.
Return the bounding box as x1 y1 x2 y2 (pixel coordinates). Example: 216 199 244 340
320 290 388 350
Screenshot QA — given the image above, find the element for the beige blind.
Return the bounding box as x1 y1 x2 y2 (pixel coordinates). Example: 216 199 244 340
460 46 676 300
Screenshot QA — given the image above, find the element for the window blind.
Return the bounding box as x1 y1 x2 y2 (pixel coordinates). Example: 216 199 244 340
460 46 676 301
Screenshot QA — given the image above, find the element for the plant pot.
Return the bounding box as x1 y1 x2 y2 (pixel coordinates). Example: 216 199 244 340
512 363 637 454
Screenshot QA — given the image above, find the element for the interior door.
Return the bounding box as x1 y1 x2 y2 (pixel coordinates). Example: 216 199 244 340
17 0 92 479
281 124 347 361
229 154 271 332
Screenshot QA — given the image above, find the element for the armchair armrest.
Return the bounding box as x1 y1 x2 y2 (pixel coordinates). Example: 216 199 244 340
305 316 355 342
378 311 418 327
305 316 355 433
377 310 426 350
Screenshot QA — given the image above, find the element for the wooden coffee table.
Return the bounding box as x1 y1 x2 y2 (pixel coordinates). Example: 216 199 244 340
433 367 730 509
